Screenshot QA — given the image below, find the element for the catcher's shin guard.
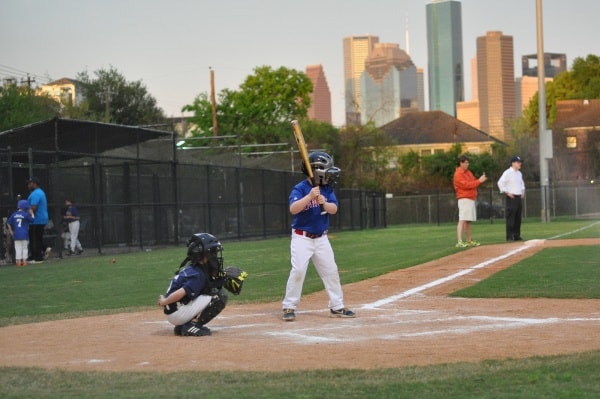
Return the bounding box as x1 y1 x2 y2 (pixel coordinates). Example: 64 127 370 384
196 290 228 325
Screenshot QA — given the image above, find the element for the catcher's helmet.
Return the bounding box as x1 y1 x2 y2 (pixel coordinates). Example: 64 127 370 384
302 151 341 186
187 233 223 275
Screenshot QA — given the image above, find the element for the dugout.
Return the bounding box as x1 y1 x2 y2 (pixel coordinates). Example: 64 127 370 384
0 118 386 258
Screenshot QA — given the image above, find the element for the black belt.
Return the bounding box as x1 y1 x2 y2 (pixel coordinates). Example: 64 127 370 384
294 229 323 239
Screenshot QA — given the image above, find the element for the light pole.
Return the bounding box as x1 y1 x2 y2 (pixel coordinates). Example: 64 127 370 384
536 0 552 222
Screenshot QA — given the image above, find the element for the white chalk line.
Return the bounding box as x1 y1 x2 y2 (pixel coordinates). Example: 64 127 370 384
361 239 546 310
147 222 600 344
549 219 600 239
264 315 600 343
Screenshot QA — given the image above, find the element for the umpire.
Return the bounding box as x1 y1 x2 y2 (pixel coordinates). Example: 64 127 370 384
497 156 526 241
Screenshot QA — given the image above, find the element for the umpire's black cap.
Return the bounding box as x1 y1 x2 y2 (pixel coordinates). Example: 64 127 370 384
510 156 523 163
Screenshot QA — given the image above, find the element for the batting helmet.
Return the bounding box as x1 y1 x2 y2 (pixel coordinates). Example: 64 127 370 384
186 233 224 275
302 151 340 186
17 200 30 210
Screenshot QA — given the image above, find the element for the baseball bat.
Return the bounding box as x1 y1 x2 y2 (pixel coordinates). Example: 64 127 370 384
290 120 327 215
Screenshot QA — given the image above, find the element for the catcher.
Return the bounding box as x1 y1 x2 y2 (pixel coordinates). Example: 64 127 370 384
157 232 248 336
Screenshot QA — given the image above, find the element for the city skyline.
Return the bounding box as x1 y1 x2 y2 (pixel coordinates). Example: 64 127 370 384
1 0 598 127
426 0 464 116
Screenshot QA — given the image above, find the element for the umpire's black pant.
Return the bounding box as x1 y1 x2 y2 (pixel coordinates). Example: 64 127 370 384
504 195 522 240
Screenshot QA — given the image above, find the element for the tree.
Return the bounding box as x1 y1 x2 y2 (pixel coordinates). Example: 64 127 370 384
75 66 165 126
183 66 313 145
523 54 600 128
0 84 59 131
337 122 393 190
294 118 340 158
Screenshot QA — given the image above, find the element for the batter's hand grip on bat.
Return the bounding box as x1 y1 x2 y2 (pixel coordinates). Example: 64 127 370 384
291 120 326 215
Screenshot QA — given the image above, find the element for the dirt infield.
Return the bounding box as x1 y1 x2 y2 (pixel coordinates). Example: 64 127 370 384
0 238 599 372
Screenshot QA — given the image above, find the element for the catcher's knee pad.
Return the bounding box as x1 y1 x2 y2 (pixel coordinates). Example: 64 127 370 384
196 290 228 325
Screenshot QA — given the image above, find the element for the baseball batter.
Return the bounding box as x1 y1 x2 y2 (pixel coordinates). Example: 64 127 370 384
282 151 356 321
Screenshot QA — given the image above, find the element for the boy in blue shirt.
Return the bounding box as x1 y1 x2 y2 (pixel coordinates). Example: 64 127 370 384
7 200 35 267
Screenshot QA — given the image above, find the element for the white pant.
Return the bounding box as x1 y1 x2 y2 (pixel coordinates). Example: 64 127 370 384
282 232 345 311
68 221 82 252
166 295 212 326
14 240 29 261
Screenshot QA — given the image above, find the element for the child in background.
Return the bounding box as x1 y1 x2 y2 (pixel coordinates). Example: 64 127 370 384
6 200 35 267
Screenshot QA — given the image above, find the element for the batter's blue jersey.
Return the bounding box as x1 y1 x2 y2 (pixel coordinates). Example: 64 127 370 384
289 179 338 235
165 265 208 303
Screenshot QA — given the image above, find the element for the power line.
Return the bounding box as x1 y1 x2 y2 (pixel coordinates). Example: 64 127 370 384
0 64 50 85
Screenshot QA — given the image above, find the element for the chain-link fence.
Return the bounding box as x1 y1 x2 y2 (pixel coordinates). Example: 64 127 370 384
0 147 387 258
385 182 600 225
2 146 598 262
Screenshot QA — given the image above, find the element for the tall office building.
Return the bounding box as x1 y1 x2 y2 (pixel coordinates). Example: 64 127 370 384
360 43 418 127
522 53 567 77
416 68 425 111
456 57 480 129
343 35 379 125
426 0 464 117
515 52 565 116
477 31 515 142
515 75 552 116
305 64 332 124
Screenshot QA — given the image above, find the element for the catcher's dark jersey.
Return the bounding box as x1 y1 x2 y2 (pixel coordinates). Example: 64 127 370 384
165 265 208 304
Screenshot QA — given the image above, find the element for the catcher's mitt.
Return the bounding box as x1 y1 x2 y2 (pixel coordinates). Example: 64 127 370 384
222 266 248 295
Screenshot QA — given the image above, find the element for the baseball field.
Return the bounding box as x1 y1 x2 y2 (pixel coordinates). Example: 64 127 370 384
1 218 599 398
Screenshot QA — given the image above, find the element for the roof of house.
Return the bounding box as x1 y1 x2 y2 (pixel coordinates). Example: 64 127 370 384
43 77 84 86
380 110 505 146
554 99 600 130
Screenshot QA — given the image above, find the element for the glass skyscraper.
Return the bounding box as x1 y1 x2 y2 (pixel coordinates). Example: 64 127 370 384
343 35 379 125
426 0 464 117
360 43 418 127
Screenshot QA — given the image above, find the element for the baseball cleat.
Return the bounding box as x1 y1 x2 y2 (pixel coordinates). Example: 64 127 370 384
44 247 52 260
181 322 211 336
282 308 296 321
330 308 356 318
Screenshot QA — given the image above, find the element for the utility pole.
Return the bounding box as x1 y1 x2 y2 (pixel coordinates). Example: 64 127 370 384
21 74 35 92
210 67 218 136
103 86 115 123
536 0 552 222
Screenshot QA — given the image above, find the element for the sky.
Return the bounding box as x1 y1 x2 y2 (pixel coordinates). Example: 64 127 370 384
1 0 598 127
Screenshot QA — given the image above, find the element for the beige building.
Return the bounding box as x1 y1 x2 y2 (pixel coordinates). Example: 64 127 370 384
38 77 84 107
456 57 480 129
416 67 425 111
305 64 332 124
456 100 480 130
343 35 379 125
515 75 552 116
476 31 516 142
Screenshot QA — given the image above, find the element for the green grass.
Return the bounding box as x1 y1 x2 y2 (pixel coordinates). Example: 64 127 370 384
1 217 599 398
1 351 599 398
452 245 600 298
